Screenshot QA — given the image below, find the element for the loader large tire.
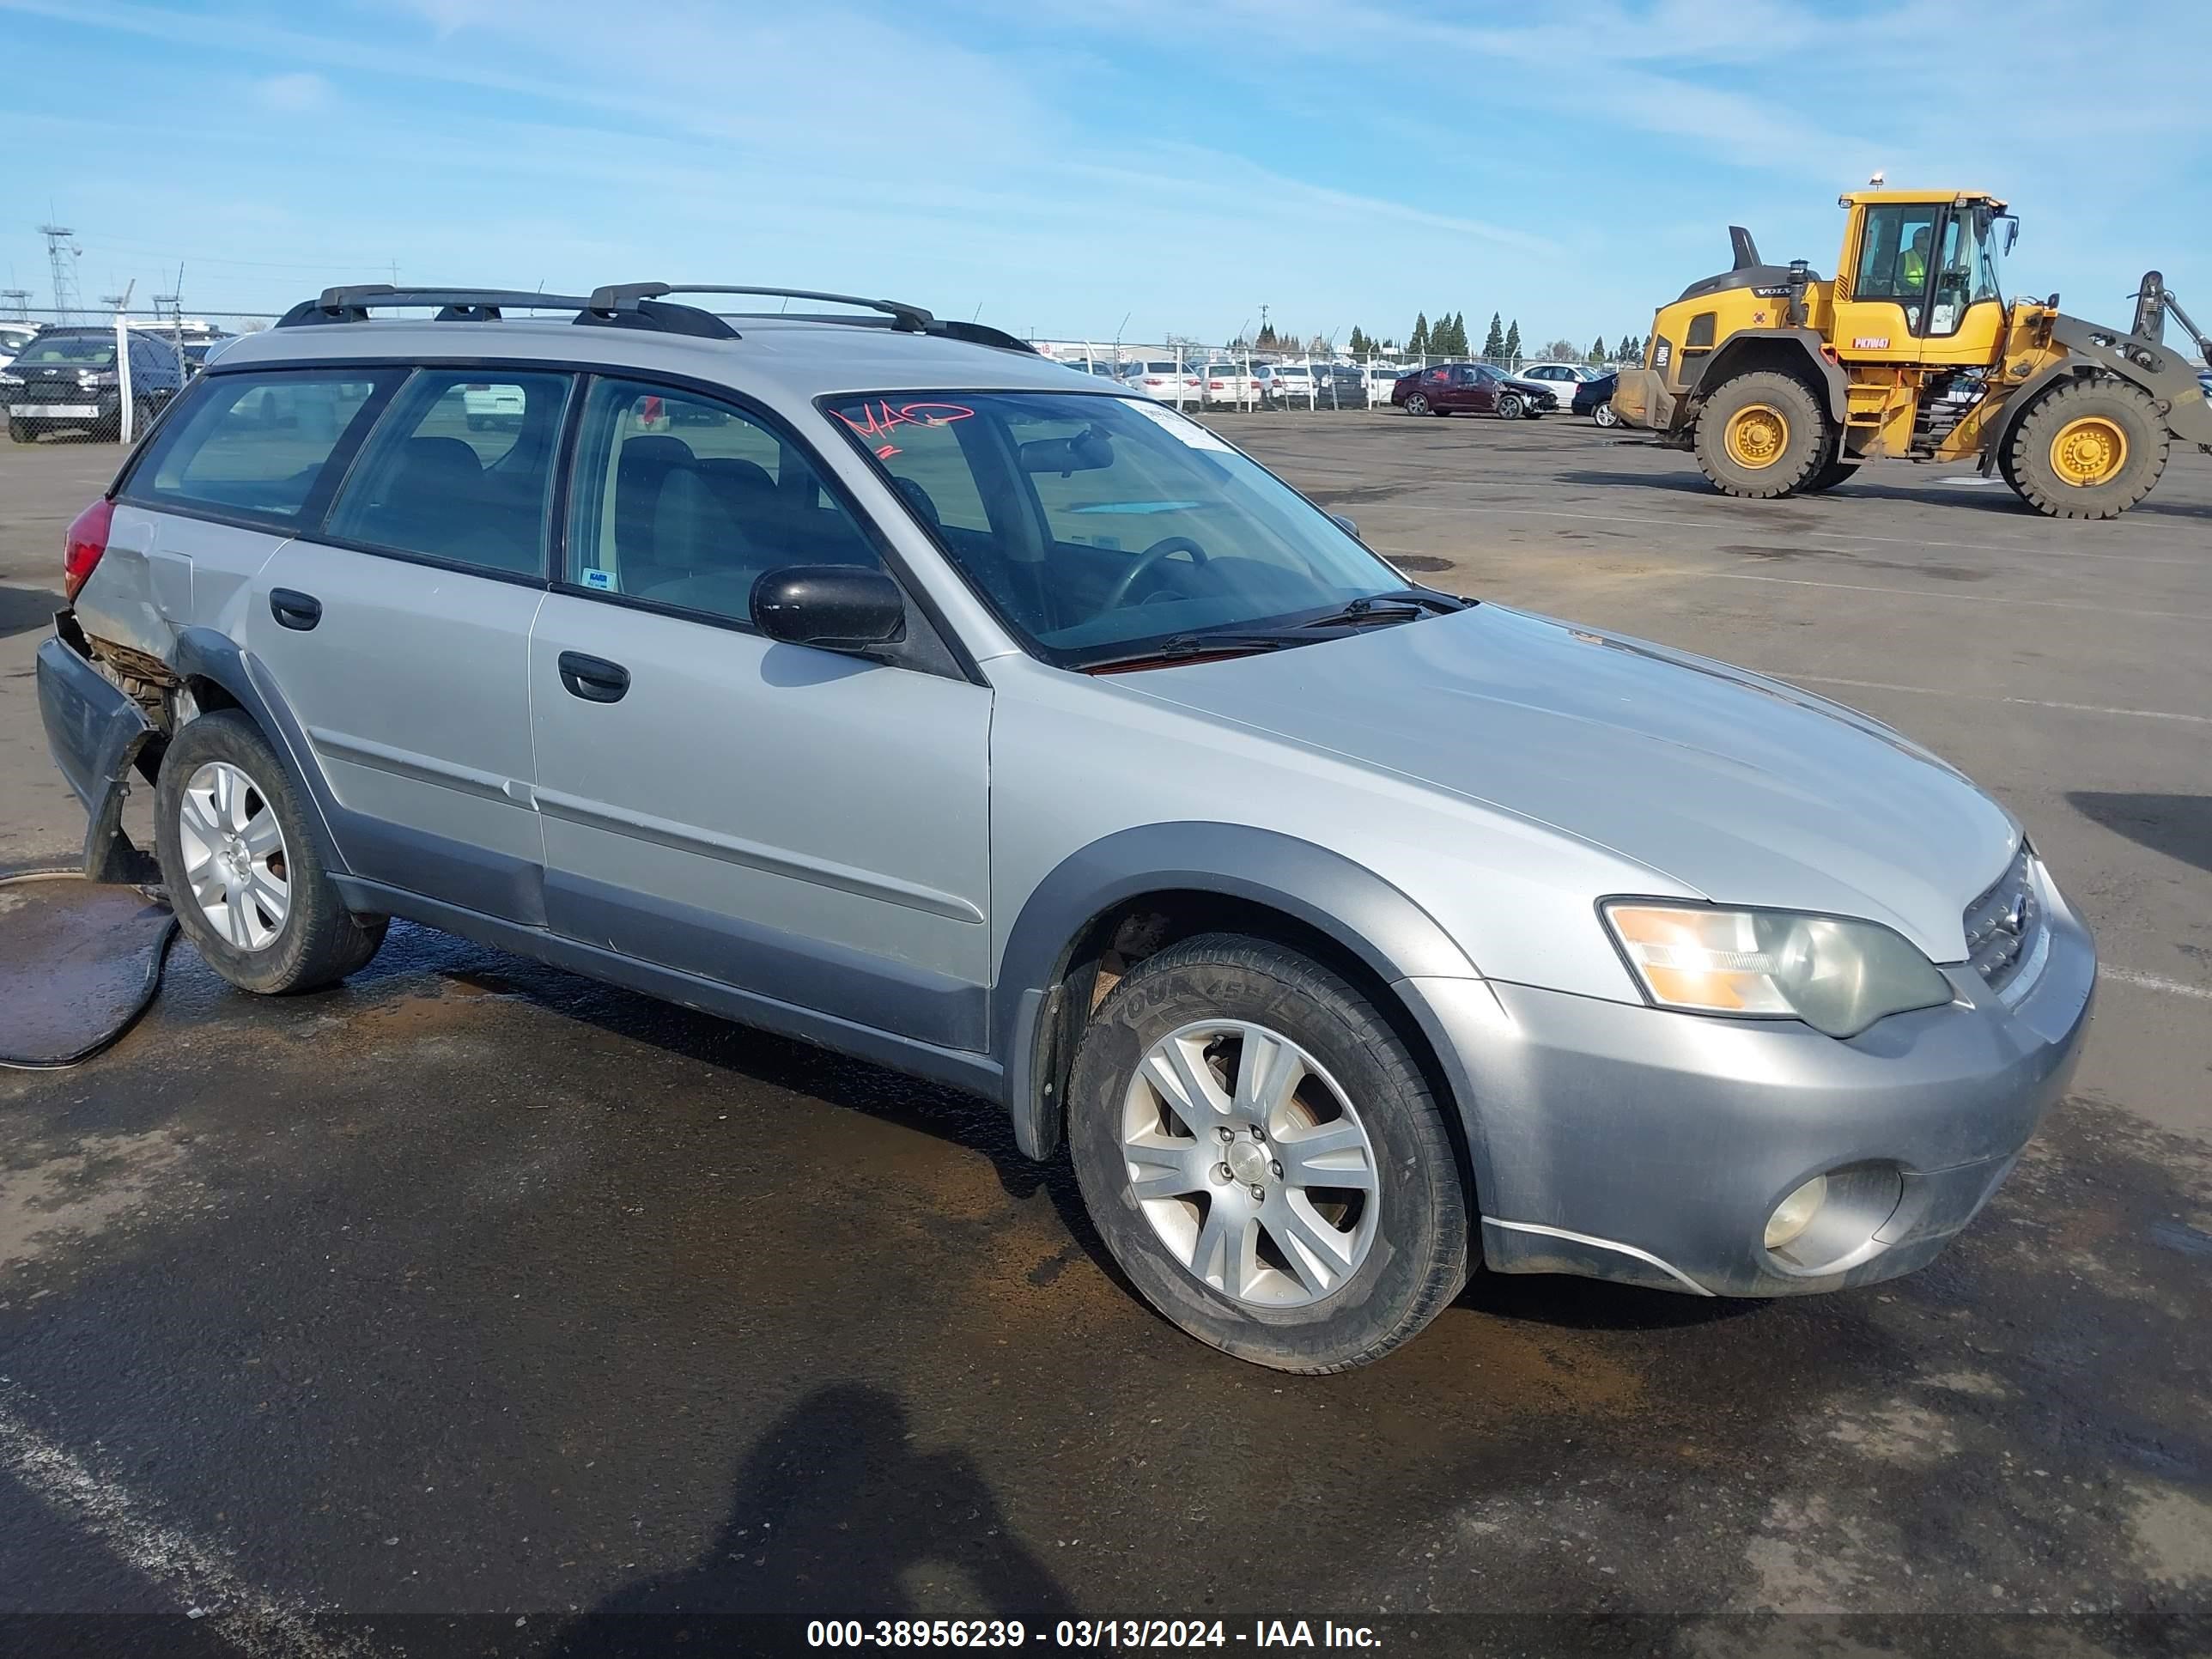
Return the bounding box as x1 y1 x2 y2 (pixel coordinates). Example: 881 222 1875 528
2006 378 2166 520
1693 371 1829 499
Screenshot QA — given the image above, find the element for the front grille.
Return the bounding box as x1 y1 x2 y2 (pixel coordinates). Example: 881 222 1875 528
1963 845 2043 994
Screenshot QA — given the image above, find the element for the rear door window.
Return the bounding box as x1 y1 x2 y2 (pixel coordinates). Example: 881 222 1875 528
125 370 397 529
325 369 573 577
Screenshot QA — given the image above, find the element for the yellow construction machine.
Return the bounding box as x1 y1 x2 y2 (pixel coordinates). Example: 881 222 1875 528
1611 188 2212 518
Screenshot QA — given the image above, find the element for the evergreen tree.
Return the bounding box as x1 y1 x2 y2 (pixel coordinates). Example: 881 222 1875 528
1482 312 1504 360
1450 311 1470 354
1408 313 1430 356
1504 319 1522 362
1256 322 1277 347
1348 325 1367 354
1589 334 1606 364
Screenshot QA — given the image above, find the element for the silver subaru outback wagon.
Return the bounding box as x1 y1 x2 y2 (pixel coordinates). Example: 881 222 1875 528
36 283 2094 1371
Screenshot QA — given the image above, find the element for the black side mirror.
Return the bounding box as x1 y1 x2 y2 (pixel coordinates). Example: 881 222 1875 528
750 565 906 652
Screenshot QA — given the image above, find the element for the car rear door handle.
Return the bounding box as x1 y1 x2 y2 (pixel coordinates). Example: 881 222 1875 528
556 651 630 703
269 588 321 630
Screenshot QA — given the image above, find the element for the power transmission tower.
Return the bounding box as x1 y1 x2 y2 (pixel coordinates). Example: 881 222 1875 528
0 289 28 321
40 224 82 323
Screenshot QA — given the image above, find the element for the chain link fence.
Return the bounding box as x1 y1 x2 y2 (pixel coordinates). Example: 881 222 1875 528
1025 338 1631 417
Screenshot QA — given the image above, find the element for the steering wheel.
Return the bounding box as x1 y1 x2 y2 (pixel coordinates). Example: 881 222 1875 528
1103 536 1209 611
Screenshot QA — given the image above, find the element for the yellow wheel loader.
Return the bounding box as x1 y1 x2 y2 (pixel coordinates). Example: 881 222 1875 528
1611 189 2212 519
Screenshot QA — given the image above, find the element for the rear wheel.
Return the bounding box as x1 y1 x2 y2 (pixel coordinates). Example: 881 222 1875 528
1693 370 1830 498
2005 378 2166 520
1593 403 1620 428
1402 392 1431 416
1066 933 1468 1372
155 710 386 995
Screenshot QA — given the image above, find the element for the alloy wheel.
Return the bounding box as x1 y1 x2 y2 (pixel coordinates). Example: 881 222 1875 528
1120 1020 1381 1307
177 759 291 951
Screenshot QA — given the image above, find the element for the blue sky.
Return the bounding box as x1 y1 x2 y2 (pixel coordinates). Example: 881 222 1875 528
7 0 2210 352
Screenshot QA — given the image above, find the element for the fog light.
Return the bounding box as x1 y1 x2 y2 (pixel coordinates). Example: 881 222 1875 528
1764 1176 1829 1251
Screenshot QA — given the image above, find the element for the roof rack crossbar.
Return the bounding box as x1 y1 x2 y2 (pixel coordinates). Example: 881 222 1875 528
279 285 596 327
587 283 935 332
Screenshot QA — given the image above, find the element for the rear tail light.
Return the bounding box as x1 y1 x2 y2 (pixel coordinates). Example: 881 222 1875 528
64 497 115 602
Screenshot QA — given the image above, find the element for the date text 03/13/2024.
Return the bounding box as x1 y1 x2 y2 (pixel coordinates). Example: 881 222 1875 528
805 1619 1382 1649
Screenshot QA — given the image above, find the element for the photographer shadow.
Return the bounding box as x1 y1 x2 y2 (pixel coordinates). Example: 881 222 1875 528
544 1382 1073 1656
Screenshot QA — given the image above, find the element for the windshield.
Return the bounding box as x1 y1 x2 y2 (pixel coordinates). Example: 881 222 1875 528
824 392 1412 666
12 335 118 367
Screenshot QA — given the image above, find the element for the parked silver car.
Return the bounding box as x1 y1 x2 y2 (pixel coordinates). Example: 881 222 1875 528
38 282 2094 1371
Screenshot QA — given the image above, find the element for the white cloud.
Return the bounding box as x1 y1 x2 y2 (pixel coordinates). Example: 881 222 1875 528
253 70 330 112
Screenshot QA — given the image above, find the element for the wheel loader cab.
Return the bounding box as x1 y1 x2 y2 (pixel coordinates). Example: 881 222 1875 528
1833 191 2014 369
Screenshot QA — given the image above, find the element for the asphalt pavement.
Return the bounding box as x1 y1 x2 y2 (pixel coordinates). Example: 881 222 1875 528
0 416 2207 1656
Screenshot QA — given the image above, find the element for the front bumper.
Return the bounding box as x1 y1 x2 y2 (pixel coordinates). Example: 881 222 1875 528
1405 879 2095 1297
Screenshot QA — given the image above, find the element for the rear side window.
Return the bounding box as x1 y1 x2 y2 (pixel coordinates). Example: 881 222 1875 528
128 372 392 528
325 368 572 577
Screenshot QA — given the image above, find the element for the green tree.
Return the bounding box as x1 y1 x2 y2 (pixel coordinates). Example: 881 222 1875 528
1348 325 1368 354
1589 334 1607 364
1256 322 1277 347
1481 312 1504 360
1451 311 1471 354
1408 313 1430 356
1504 319 1522 362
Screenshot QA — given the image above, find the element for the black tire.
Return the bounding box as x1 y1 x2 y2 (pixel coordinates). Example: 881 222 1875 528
7 418 34 444
1495 392 1523 420
1802 453 1859 493
1692 369 1830 498
2004 377 2167 520
1066 933 1468 1372
1402 392 1431 416
154 709 386 995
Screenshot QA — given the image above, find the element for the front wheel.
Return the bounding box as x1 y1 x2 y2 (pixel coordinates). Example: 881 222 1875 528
1592 403 1620 428
7 418 35 444
2005 378 2167 520
1066 933 1468 1372
155 710 387 994
1495 392 1523 420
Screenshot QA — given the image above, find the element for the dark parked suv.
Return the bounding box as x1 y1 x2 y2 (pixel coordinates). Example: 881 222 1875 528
4 326 187 441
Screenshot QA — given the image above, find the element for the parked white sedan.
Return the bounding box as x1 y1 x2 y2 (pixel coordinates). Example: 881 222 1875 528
1121 360 1202 404
1197 363 1260 405
1517 362 1601 403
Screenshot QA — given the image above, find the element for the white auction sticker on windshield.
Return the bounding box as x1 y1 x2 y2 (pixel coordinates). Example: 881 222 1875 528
1120 398 1234 451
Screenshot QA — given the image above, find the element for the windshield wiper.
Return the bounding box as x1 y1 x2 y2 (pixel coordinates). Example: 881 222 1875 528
1077 633 1301 674
1292 588 1468 629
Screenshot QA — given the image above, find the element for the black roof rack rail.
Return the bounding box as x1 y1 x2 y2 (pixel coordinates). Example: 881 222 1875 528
763 313 1036 355
589 283 935 333
277 285 596 327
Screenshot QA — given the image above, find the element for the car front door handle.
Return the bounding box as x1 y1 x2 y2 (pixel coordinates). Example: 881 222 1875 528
269 588 322 630
557 651 630 703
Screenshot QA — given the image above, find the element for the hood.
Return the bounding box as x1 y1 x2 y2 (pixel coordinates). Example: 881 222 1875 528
1119 605 2018 961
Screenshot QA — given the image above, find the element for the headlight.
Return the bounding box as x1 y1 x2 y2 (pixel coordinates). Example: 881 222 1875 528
1601 901 1954 1039
0 373 22 387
